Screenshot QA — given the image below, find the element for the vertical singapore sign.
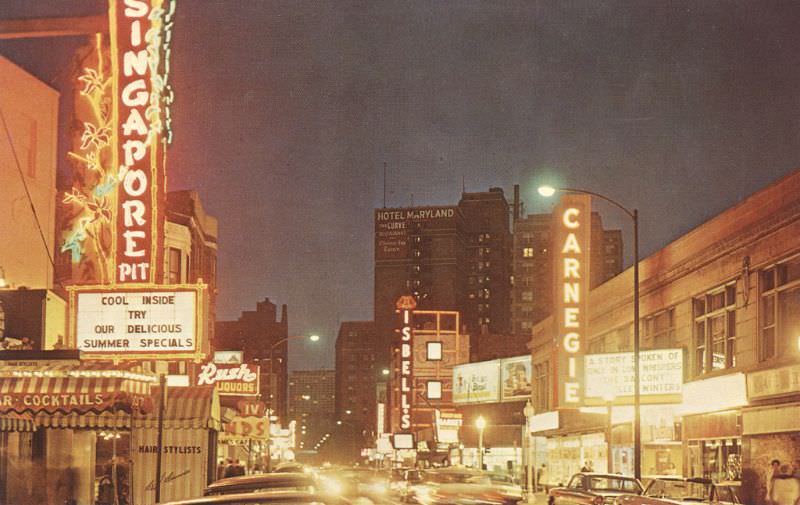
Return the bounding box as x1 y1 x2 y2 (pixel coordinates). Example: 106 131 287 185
396 295 417 431
553 194 591 407
111 0 175 283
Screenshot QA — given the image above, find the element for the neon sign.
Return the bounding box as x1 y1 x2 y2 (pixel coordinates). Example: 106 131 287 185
395 295 417 432
554 194 590 406
61 0 175 284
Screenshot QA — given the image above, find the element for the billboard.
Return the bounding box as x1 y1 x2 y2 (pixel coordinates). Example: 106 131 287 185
375 207 456 260
453 361 501 404
500 356 533 401
196 362 260 397
553 194 591 407
70 285 205 359
584 349 683 405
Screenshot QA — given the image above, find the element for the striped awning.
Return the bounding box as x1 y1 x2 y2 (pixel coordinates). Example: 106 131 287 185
134 386 221 430
0 412 35 432
0 361 158 416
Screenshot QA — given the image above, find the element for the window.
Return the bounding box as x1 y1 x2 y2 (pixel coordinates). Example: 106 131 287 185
521 291 533 302
534 361 549 412
523 247 534 258
588 338 605 354
426 381 442 400
760 258 800 361
427 342 442 361
693 283 737 375
643 308 675 348
168 247 182 284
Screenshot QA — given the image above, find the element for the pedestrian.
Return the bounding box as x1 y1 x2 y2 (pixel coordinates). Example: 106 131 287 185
232 459 246 477
97 463 115 505
217 459 226 481
223 458 236 478
581 460 593 472
792 459 800 479
537 464 547 492
770 468 799 505
767 459 781 504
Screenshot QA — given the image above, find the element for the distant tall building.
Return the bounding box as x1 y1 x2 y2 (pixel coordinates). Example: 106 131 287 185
335 321 379 432
511 208 623 335
288 369 335 452
374 188 513 364
216 299 289 421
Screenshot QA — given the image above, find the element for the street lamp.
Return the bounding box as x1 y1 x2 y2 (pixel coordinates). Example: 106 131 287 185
523 400 536 501
538 184 641 480
603 391 616 473
476 416 487 471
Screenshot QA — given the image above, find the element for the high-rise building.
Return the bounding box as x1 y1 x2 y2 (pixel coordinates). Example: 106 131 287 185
511 210 623 336
374 188 513 365
288 369 336 452
335 321 379 432
215 299 289 421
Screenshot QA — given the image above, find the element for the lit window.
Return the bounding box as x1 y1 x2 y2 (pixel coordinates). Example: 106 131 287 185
427 342 443 361
427 381 442 400
523 248 534 258
693 283 737 375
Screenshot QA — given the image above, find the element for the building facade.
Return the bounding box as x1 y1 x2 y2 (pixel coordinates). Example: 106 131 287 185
374 188 513 367
216 299 290 421
0 55 59 291
528 171 800 504
335 321 379 430
288 369 336 453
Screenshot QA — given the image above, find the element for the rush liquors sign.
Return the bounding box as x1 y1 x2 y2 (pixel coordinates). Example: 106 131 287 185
196 362 260 397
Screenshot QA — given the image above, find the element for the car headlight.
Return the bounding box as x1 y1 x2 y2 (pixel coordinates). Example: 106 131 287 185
320 476 343 495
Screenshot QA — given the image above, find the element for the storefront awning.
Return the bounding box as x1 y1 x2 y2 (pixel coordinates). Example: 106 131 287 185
0 412 35 432
134 386 221 430
0 361 158 416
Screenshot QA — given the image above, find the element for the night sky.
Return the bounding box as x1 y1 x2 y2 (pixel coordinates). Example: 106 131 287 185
2 1 800 369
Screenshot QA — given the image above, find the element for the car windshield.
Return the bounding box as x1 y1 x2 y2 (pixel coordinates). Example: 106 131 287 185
588 477 641 492
645 480 711 501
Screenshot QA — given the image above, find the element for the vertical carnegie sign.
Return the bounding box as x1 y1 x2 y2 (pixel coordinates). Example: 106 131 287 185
553 194 591 407
110 0 170 283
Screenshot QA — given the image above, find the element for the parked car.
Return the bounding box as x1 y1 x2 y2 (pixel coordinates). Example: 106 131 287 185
158 490 335 505
548 473 643 505
204 472 317 496
615 477 742 505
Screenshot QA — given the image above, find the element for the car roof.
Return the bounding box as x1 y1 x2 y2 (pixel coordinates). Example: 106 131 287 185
646 477 712 484
580 473 640 480
205 473 314 491
160 490 324 505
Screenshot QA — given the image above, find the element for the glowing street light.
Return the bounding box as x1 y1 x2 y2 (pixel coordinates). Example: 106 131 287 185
476 416 487 470
537 185 556 197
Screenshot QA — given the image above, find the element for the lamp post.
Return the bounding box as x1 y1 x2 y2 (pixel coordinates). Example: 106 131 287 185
602 391 616 474
538 185 641 481
476 416 486 471
265 334 319 471
523 400 536 502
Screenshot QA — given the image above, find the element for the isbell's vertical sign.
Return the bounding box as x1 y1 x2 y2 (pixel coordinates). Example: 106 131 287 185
553 194 591 407
110 0 174 283
396 295 417 432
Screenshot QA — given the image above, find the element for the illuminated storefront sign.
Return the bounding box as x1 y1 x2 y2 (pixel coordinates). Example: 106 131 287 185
62 0 175 284
398 300 414 430
213 350 243 364
196 362 260 397
375 207 457 260
435 411 462 444
584 349 683 405
553 194 590 407
70 285 206 358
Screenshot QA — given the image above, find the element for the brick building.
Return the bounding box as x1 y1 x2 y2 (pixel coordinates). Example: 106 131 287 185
528 170 800 503
374 188 513 366
288 369 336 453
335 321 380 432
216 299 290 421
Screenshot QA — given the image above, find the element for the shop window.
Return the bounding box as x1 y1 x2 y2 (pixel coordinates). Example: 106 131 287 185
426 381 442 400
693 282 737 375
427 342 442 361
760 261 800 362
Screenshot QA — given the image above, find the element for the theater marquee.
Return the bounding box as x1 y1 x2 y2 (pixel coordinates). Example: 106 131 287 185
69 284 207 360
553 194 591 407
